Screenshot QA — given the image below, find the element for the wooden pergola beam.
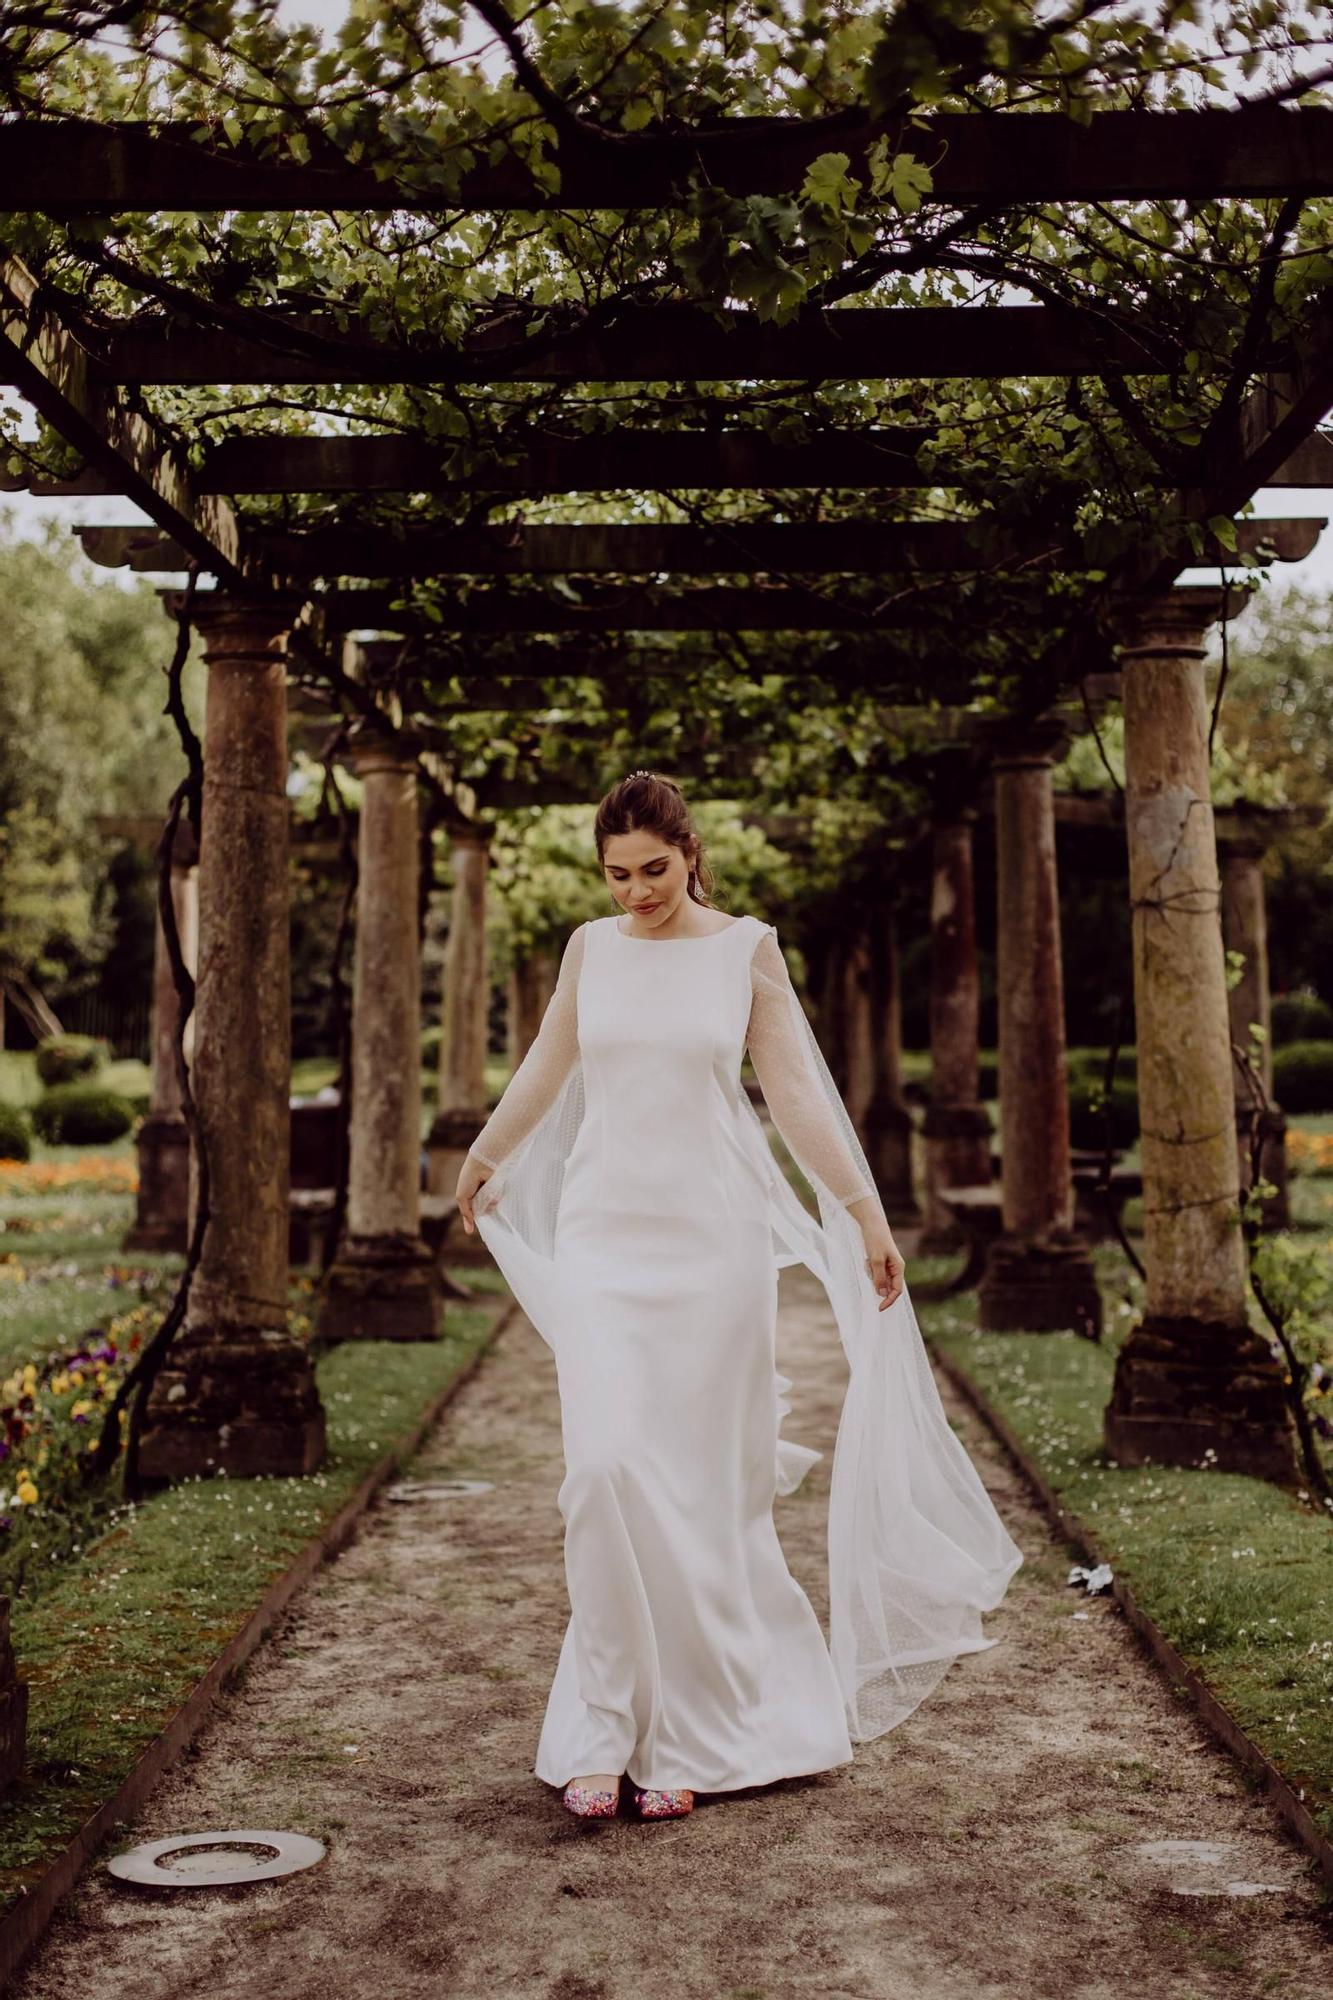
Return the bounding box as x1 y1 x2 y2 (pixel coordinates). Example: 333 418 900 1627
78 515 1323 580
0 259 245 580
196 428 937 494
4 109 1332 212
89 305 1180 388
288 577 1254 637
13 426 1331 500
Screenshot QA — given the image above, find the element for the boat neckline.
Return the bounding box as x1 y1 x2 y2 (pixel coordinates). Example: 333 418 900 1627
612 913 749 943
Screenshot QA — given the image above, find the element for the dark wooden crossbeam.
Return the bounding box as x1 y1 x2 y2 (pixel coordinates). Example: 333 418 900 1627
297 577 1252 636
197 428 936 493
14 426 1331 500
90 305 1178 387
78 516 1322 580
4 109 1332 212
0 259 245 579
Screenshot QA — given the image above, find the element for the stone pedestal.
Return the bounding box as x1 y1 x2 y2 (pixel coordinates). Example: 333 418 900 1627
0 1599 26 1795
920 810 993 1254
1218 818 1289 1228
138 599 326 1484
862 911 921 1224
427 822 493 1206
1104 595 1296 1481
125 826 198 1254
320 733 440 1343
978 722 1102 1336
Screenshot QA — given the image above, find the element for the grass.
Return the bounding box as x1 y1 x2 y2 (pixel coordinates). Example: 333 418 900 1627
919 1285 1333 1845
0 1291 500 1910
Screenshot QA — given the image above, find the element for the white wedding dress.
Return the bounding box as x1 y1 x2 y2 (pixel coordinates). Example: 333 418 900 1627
470 911 1022 1794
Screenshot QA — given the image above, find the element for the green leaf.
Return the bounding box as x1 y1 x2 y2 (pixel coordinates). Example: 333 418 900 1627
1208 515 1239 552
800 151 859 214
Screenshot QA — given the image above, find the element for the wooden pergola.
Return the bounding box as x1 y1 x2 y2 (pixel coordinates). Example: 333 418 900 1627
3 96 1330 1493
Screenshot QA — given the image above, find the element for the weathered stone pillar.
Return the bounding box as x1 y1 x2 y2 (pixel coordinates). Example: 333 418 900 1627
862 910 921 1224
426 821 493 1196
978 721 1102 1336
508 944 552 1072
319 733 440 1344
1104 595 1295 1480
138 599 325 1484
920 810 993 1253
125 822 198 1254
1217 812 1289 1229
842 930 876 1132
0 1598 26 1793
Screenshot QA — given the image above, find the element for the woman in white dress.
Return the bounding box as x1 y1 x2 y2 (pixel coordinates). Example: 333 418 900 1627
455 772 1022 1822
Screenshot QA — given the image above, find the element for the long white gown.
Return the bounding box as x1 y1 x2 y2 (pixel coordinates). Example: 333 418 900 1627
471 911 1022 1794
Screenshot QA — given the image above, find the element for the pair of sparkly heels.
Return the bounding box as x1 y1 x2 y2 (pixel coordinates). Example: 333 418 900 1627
562 1778 694 1820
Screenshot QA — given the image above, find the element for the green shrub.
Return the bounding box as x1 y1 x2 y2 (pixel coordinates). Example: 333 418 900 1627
1272 1040 1333 1114
1271 992 1333 1046
0 1103 31 1162
1068 1075 1139 1150
34 1035 108 1087
32 1085 135 1146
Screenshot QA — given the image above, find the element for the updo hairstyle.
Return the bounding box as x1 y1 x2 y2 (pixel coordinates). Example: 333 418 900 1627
593 771 717 908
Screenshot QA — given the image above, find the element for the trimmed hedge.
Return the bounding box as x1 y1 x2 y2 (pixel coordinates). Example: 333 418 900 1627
1271 992 1333 1046
1271 1039 1333 1114
34 1034 108 1087
31 1084 135 1146
1068 1075 1139 1150
0 1103 31 1162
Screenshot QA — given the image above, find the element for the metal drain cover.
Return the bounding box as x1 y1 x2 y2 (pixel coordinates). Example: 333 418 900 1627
386 1478 494 1502
108 1829 326 1890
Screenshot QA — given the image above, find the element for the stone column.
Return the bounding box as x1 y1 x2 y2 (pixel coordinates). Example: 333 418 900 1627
842 930 876 1132
862 910 921 1224
138 599 326 1484
978 721 1102 1336
125 821 198 1254
1104 595 1295 1480
1217 814 1289 1228
0 1598 26 1794
319 732 440 1343
920 810 993 1253
426 822 493 1196
508 945 551 1072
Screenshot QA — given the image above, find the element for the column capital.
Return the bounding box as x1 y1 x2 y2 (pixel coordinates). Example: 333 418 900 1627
447 817 496 849
342 722 421 779
981 714 1070 770
1113 586 1241 659
190 594 304 666
1214 801 1297 859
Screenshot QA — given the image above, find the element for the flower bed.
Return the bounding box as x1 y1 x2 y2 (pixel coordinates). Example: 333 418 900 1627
0 1159 137 1198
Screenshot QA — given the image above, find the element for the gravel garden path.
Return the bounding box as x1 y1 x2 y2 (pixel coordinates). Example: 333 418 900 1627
14 1263 1331 2000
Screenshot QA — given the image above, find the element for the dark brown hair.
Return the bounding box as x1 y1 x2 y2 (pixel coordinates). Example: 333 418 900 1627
594 771 717 907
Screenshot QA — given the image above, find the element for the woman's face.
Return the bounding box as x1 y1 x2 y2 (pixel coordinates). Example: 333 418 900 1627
602 828 695 929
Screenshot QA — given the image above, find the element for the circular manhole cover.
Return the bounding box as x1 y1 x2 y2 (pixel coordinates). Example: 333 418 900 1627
385 1478 494 1502
108 1829 326 1890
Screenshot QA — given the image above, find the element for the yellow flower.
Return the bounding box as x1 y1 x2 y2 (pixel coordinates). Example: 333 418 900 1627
15 1478 38 1506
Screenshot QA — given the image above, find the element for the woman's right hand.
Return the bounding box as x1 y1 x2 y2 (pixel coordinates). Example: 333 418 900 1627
456 1152 495 1236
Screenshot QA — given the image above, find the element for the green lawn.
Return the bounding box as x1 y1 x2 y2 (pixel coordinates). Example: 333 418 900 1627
920 1278 1333 1846
0 1289 502 1910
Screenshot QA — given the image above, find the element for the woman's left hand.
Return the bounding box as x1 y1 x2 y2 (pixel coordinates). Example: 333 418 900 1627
861 1217 906 1313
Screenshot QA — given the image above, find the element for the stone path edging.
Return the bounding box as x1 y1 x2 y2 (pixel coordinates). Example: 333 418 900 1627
928 1337 1333 1891
0 1300 519 1992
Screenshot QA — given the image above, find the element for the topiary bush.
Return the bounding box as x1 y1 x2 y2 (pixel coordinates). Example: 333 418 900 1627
32 1084 135 1146
34 1034 109 1087
0 1103 31 1162
1272 1040 1333 1114
1271 992 1333 1046
1068 1076 1139 1150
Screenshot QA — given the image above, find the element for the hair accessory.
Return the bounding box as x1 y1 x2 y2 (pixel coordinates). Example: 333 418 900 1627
627 767 654 780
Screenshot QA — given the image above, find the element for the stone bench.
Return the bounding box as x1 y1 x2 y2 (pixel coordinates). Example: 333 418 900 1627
1071 1164 1143 1243
935 1186 1004 1294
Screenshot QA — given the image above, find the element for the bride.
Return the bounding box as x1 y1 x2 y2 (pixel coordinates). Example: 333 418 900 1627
455 770 1022 1822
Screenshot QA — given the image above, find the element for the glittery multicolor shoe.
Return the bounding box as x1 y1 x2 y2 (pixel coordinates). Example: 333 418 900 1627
562 1778 621 1818
633 1787 695 1819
